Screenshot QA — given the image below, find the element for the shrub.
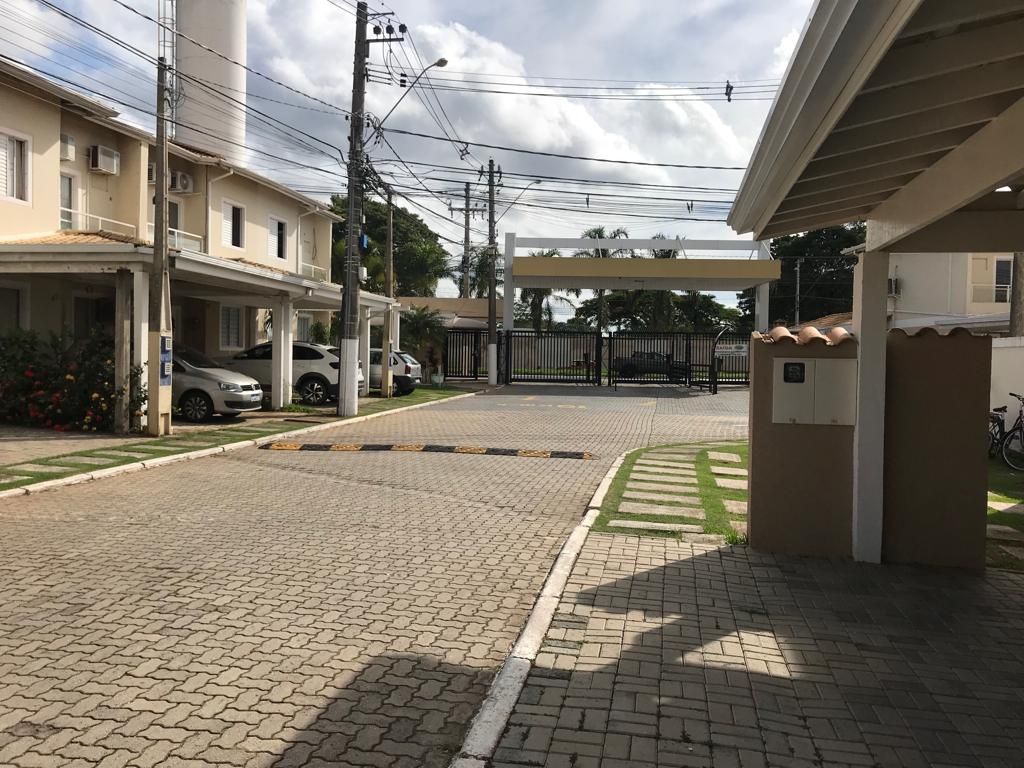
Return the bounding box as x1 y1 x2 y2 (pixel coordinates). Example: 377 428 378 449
307 320 330 345
0 329 146 432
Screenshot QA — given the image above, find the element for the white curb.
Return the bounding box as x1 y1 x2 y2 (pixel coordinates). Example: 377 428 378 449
2 389 482 500
450 449 630 765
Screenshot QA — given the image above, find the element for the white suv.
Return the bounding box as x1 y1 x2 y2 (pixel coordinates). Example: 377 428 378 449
222 341 363 405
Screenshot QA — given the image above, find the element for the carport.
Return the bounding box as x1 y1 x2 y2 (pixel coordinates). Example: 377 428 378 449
729 0 1024 562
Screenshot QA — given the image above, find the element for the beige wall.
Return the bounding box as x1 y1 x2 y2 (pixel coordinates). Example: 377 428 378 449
883 329 990 569
0 81 61 237
747 338 857 558
889 252 968 324
990 337 1024 414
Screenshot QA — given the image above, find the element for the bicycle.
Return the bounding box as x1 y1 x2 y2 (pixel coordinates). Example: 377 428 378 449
1001 393 1024 471
990 405 1007 457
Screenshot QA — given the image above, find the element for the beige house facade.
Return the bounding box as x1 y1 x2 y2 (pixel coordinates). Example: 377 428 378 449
0 60 391 410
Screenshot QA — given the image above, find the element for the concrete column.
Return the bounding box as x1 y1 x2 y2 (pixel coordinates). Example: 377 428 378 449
113 270 132 434
755 241 771 331
391 305 401 350
851 248 890 563
503 232 516 332
271 296 294 409
132 271 149 429
358 305 371 396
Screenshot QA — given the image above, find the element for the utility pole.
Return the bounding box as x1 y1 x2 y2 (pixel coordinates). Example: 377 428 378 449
1011 253 1024 336
380 187 394 398
463 182 471 297
487 158 498 385
794 257 801 326
147 56 172 436
337 0 369 417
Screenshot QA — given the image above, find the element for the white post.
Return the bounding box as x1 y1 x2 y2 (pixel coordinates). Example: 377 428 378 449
271 296 294 409
358 305 371 397
755 240 771 331
851 247 890 563
391 304 401 351
132 270 149 429
503 232 516 332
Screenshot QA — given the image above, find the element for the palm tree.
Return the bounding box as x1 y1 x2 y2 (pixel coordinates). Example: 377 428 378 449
401 306 447 380
572 226 631 331
518 249 577 332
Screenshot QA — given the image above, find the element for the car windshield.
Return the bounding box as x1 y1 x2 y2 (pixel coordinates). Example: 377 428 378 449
398 352 419 365
177 346 221 368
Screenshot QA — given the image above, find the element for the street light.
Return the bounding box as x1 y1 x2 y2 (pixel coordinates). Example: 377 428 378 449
371 58 448 139
496 180 541 224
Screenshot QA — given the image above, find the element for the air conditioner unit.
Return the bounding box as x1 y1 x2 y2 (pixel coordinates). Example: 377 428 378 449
88 145 120 175
147 163 156 184
887 277 901 297
59 134 75 162
169 170 194 194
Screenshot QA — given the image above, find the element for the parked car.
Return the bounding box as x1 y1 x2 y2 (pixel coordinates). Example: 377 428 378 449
222 341 363 405
368 348 422 395
172 346 263 422
611 350 688 381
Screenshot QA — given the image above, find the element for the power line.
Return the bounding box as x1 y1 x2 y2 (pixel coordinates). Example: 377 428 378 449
382 128 748 170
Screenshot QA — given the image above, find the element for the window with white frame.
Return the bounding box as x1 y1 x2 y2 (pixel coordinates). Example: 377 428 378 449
296 313 312 341
220 305 243 349
268 217 287 260
221 201 244 248
0 132 28 201
996 258 1013 303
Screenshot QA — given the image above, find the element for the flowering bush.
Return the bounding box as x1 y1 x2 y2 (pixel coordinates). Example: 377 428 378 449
0 330 146 432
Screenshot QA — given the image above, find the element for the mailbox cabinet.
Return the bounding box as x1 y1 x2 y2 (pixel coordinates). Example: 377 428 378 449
772 358 857 425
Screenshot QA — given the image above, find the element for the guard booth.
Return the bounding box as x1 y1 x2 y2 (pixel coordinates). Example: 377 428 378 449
748 326 991 568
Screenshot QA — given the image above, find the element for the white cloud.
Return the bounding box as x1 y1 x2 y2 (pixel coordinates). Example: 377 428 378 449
770 28 800 77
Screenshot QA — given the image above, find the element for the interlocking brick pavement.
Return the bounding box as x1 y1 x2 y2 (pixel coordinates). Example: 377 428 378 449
495 534 1024 768
0 385 747 767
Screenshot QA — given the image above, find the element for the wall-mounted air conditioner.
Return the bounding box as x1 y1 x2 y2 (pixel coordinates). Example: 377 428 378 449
59 134 75 162
887 277 901 297
147 163 156 184
88 145 120 175
169 170 195 194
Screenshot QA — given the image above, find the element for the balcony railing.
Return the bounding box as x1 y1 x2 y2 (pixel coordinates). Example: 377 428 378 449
300 261 328 282
972 283 1012 303
59 209 137 238
145 223 205 252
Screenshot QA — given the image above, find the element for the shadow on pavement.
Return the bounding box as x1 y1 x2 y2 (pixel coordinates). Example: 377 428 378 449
269 654 492 768
496 545 1024 767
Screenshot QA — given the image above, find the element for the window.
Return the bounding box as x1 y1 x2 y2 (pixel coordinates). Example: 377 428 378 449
296 313 312 342
268 217 287 260
0 133 28 201
293 343 323 360
60 174 74 228
220 305 243 349
996 258 1013 302
0 287 20 332
168 200 181 231
221 201 244 248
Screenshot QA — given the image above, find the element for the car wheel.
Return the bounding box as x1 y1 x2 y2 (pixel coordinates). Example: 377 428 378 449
179 390 214 422
298 375 330 405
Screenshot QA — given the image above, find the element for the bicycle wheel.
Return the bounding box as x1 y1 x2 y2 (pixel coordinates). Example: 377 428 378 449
1003 430 1024 471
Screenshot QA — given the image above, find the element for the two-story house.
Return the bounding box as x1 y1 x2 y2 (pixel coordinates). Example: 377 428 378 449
0 59 393 421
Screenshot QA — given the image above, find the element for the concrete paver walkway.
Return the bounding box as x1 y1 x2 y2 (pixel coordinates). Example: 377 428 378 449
495 534 1024 768
0 385 747 768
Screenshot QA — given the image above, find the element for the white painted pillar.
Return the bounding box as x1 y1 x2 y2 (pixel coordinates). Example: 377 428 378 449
503 232 516 332
391 305 401 351
851 248 890 563
114 270 132 434
755 241 771 331
132 270 149 429
358 305 371 397
271 296 294 409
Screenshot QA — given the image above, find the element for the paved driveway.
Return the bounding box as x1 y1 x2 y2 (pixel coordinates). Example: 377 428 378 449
0 386 747 768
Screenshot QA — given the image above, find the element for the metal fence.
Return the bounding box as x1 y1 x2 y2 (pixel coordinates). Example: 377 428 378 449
445 329 486 380
505 330 601 383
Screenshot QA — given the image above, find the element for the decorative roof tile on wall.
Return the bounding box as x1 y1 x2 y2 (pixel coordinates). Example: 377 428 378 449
753 327 855 346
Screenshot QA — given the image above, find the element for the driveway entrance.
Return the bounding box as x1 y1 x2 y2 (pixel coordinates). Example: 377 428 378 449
0 386 747 768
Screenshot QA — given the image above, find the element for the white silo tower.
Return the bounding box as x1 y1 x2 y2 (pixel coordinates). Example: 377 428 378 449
175 0 247 164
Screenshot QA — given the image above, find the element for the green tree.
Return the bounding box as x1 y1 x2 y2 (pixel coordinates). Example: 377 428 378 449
737 223 864 329
572 226 631 331
400 306 447 379
330 196 452 297
518 249 578 332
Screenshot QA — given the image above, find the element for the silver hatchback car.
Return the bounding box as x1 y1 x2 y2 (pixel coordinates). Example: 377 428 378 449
172 346 264 422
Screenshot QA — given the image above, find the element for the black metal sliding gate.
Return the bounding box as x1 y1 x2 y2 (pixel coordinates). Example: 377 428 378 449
444 329 487 380
504 330 602 384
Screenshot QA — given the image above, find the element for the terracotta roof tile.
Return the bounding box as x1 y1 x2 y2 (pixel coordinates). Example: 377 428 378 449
755 327 854 346
0 230 145 246
798 311 853 330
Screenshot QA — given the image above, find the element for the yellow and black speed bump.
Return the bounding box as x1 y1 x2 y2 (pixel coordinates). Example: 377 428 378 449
261 442 593 460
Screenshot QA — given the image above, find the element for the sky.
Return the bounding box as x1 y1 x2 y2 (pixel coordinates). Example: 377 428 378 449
0 0 814 307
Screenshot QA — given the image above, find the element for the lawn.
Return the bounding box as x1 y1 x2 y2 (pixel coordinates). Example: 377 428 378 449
988 456 1024 570
592 441 749 544
0 386 468 493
